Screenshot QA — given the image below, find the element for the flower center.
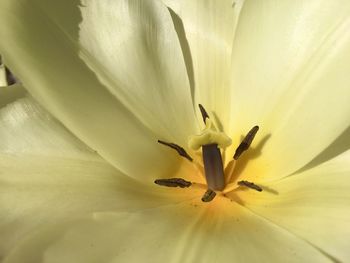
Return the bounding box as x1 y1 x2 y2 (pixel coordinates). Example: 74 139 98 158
155 104 262 202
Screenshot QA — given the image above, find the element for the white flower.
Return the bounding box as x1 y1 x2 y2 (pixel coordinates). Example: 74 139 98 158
0 0 349 262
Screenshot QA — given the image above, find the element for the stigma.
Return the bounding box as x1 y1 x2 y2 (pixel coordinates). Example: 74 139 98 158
188 105 231 191
155 104 263 203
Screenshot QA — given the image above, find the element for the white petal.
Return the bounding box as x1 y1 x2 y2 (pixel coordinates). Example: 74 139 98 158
0 97 185 257
4 200 330 263
0 0 185 179
0 58 7 86
79 0 197 141
162 0 241 126
237 150 350 262
0 97 93 157
228 0 350 180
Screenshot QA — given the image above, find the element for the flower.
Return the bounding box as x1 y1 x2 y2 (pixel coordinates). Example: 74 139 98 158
0 0 350 262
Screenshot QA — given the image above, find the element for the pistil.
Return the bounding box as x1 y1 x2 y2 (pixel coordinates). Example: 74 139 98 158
154 104 263 203
202 143 225 191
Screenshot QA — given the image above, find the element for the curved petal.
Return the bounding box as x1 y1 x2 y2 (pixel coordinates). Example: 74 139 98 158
0 97 188 257
237 150 350 262
0 97 94 157
4 200 330 263
79 0 197 140
228 0 350 181
162 0 241 126
0 0 185 180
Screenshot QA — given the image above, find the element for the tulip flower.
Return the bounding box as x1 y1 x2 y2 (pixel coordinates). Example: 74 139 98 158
0 0 349 262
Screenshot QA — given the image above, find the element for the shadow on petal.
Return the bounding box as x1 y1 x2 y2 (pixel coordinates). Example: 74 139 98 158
295 126 350 173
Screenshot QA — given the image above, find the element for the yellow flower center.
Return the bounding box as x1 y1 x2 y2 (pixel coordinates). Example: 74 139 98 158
155 104 263 203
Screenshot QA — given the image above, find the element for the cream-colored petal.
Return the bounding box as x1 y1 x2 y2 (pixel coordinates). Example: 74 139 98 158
0 97 186 257
237 150 350 262
0 0 184 179
162 0 242 127
298 126 350 173
4 199 330 263
0 57 7 86
0 97 94 157
228 0 350 180
79 0 197 142
0 84 26 108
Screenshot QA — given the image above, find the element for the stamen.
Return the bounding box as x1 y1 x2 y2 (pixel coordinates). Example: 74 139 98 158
158 140 193 162
201 189 216 202
233 126 259 160
154 178 192 188
198 104 209 123
238 180 263 192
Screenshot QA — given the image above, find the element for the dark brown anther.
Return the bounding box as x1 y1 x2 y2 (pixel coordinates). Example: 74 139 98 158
154 178 192 188
157 140 193 162
233 126 259 160
238 180 263 192
198 104 209 124
201 189 217 202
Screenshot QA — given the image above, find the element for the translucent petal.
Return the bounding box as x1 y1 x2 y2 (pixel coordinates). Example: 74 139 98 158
162 0 242 127
0 0 184 179
237 150 350 262
228 0 350 181
79 0 197 141
0 97 184 257
4 200 330 263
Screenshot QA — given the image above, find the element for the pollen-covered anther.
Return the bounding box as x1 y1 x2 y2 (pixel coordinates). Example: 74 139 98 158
157 140 193 162
233 125 259 160
154 178 192 188
201 189 216 202
238 180 263 192
225 125 260 185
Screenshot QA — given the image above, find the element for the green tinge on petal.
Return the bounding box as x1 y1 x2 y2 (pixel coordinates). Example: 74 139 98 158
4 200 330 263
238 150 350 262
